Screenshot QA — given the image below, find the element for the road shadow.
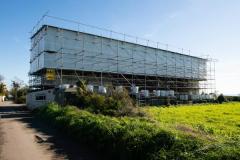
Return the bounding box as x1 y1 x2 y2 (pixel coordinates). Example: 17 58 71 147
0 105 32 119
0 103 104 160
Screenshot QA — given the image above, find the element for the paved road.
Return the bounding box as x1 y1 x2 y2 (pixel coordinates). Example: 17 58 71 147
0 101 100 160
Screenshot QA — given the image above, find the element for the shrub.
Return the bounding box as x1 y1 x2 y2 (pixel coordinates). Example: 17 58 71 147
10 85 28 104
37 102 240 160
217 94 226 104
225 96 240 102
0 83 7 96
36 103 189 160
75 80 141 116
15 95 26 104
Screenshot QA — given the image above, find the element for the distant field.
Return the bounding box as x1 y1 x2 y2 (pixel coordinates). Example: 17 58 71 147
37 102 240 159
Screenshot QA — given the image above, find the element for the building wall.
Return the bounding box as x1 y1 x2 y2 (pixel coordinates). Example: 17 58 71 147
30 25 207 80
26 89 55 109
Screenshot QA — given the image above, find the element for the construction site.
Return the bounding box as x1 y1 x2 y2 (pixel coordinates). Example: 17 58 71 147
27 15 216 107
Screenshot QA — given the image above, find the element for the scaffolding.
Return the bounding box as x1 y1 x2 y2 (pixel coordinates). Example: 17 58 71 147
29 15 216 104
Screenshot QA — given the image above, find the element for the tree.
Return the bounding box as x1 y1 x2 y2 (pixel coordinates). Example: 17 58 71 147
217 94 226 104
11 80 20 101
0 83 6 96
10 79 28 104
0 74 7 97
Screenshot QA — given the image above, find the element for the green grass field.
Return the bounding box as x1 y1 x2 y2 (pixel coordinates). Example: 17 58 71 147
144 103 240 140
37 102 240 159
144 102 240 159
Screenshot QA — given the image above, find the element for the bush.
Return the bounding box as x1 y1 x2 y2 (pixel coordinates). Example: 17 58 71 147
225 96 240 102
0 83 7 96
36 103 240 160
15 95 26 104
217 94 226 104
36 103 193 160
75 80 141 116
11 86 28 104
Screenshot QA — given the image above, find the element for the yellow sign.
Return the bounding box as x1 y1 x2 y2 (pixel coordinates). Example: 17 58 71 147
46 69 56 80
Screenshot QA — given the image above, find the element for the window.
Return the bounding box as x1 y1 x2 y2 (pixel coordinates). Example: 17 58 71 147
36 94 46 101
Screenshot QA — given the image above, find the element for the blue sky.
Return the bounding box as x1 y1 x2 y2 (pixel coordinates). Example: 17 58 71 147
0 0 239 94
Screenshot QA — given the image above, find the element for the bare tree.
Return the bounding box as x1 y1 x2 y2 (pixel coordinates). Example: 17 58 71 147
12 77 25 87
10 77 28 103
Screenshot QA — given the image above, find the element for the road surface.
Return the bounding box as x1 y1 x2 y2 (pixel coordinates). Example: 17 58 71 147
0 101 100 160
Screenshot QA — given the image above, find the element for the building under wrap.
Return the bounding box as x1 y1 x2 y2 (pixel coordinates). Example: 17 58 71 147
28 15 216 107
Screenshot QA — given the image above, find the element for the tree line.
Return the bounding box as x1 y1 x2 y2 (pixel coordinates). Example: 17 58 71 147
0 74 27 103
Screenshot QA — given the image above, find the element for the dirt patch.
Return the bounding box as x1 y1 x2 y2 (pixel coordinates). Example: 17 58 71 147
176 124 215 141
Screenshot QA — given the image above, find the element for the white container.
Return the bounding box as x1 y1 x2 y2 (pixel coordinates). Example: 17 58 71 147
86 84 94 92
166 90 170 96
131 86 139 94
154 90 161 97
59 84 70 89
202 95 206 99
209 94 214 99
169 90 174 97
179 95 184 100
98 86 107 94
141 90 149 97
191 95 200 100
160 90 167 97
206 94 211 99
153 90 156 95
202 94 207 99
180 95 188 101
197 95 201 100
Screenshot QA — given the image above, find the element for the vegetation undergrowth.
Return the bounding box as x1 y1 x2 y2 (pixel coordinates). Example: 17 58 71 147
71 80 142 117
36 101 240 159
36 103 206 160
